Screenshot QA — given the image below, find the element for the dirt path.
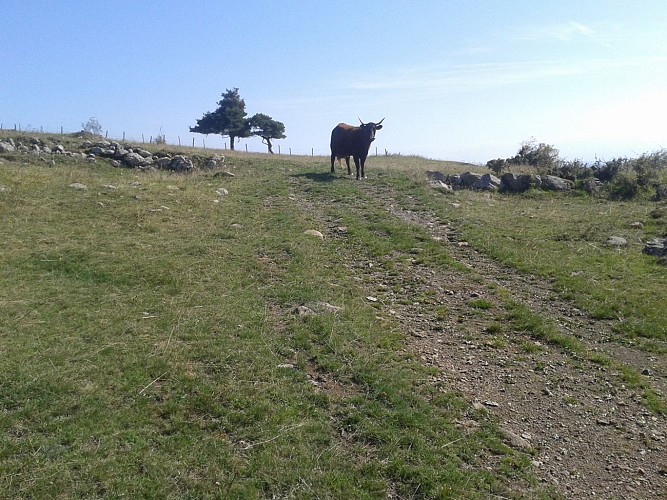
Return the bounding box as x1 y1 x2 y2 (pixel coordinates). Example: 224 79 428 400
294 176 667 499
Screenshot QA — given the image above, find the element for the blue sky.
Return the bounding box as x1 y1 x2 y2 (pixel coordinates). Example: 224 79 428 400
2 1 667 163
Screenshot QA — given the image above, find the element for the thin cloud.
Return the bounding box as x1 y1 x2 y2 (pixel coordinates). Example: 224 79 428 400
547 21 596 40
344 56 667 94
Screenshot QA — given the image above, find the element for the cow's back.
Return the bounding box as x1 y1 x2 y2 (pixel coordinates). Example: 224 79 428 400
330 123 357 155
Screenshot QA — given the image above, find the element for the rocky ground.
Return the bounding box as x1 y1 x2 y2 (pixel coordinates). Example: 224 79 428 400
295 176 667 499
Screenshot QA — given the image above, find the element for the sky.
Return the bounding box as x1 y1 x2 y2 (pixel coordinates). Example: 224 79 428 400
2 1 667 163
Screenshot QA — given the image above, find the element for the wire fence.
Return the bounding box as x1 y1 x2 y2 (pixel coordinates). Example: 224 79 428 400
0 122 345 157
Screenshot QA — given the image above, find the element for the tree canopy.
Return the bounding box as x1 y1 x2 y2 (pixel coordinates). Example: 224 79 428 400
248 113 286 154
190 88 250 150
190 89 286 152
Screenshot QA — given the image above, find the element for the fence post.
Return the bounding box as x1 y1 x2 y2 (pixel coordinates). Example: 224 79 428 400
203 139 206 149
192 137 195 148
289 148 292 155
178 135 181 147
123 132 126 141
278 145 281 154
311 148 314 156
142 134 145 143
245 144 248 152
106 130 108 138
61 126 63 134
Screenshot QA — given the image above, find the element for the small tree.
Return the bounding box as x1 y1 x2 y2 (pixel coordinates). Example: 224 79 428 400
190 88 250 150
82 117 102 136
248 113 286 154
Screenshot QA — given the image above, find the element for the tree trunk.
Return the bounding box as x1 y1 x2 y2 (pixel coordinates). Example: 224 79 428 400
228 134 235 150
264 138 274 154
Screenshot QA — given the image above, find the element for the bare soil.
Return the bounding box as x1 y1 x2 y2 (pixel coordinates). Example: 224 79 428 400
296 176 667 499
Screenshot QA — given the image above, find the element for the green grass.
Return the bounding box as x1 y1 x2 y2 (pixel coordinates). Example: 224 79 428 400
418 189 667 341
1 133 665 496
0 145 542 498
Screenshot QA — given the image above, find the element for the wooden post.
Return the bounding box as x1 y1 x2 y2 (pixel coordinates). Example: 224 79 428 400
192 137 195 148
142 134 145 143
106 130 108 138
123 131 126 141
245 144 248 152
289 148 292 155
178 135 181 147
61 126 63 134
278 145 281 154
203 139 206 149
311 148 314 156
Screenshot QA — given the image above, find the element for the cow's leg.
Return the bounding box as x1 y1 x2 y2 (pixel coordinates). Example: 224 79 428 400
330 153 335 173
353 157 361 180
360 158 366 179
345 156 351 176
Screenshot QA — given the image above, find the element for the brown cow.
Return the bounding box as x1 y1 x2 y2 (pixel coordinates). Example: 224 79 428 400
330 118 384 179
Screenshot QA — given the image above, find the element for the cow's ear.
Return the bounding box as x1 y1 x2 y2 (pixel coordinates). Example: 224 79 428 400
375 125 383 130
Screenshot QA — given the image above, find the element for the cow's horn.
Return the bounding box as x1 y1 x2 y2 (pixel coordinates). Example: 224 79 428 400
358 117 364 125
377 118 385 125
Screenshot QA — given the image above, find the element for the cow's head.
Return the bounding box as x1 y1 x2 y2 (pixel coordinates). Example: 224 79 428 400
358 118 384 142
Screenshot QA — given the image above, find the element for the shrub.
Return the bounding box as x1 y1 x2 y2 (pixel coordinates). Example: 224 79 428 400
486 158 507 175
81 117 102 136
559 159 592 182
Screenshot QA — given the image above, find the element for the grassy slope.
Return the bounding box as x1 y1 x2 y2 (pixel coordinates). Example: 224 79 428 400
0 150 540 498
1 139 665 497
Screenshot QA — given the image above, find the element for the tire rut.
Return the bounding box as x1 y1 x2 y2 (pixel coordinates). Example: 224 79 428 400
292 176 667 498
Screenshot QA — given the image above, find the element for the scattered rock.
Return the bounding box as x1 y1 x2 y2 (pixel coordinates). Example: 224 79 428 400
606 236 627 247
215 187 229 197
68 183 88 190
304 229 324 239
499 427 534 452
214 171 235 177
293 305 315 317
317 302 342 314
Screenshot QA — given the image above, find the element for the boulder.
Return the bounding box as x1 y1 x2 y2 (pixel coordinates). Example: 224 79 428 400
206 155 225 169
643 237 667 257
446 174 462 188
500 173 542 193
167 155 193 171
122 152 153 167
0 141 15 153
429 180 453 193
155 157 172 169
426 170 447 182
460 172 483 188
475 173 501 191
582 178 602 194
542 175 573 191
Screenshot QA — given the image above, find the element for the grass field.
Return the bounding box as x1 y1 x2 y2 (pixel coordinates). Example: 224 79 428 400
1 136 665 497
